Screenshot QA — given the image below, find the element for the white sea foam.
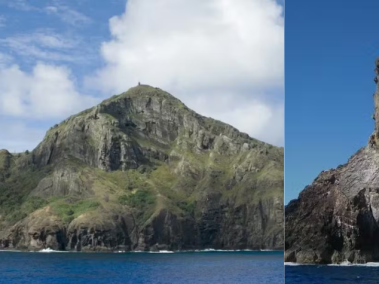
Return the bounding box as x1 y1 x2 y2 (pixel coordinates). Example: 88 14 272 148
363 262 379 267
38 248 67 253
284 262 311 266
328 261 379 267
130 250 175 253
39 248 57 253
191 249 268 252
328 260 351 266
130 249 267 253
148 250 174 253
285 261 379 267
1 248 280 254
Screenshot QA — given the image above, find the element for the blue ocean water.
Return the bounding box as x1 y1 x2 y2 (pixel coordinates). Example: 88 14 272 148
0 251 283 283
286 264 379 283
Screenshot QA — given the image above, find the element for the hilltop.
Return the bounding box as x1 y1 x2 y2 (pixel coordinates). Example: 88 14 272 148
0 85 284 252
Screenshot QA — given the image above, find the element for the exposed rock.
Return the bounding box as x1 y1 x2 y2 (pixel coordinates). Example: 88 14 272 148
2 207 66 251
67 210 137 252
285 57 379 264
0 85 283 252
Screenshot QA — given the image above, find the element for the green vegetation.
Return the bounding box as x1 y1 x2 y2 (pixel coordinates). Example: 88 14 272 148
49 198 100 223
96 168 151 191
0 165 50 224
118 189 155 208
118 189 156 224
21 196 48 214
0 150 11 171
3 196 49 224
177 200 196 216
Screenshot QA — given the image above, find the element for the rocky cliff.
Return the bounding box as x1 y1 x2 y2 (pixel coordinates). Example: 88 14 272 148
285 58 379 264
0 85 284 252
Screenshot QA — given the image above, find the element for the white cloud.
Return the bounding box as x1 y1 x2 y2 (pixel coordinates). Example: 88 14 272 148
188 91 284 146
45 5 91 26
5 0 37 11
0 52 12 67
0 63 97 119
0 31 92 63
87 0 284 145
1 31 76 49
4 0 91 26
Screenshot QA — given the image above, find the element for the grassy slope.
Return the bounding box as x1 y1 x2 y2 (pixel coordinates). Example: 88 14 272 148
0 145 282 230
0 86 283 232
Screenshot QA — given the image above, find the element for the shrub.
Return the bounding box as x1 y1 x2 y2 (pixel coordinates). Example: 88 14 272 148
50 198 100 223
118 189 155 209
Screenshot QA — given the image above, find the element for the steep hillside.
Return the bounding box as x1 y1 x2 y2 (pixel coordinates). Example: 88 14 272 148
0 85 284 252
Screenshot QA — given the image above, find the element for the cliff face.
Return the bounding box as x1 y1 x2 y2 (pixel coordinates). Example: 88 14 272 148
285 58 379 264
0 85 284 252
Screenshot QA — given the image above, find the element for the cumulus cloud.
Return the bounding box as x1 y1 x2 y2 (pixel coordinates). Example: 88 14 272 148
188 91 284 146
0 63 96 119
88 0 284 145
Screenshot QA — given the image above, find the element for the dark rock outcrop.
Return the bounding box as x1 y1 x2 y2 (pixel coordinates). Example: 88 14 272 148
285 57 379 264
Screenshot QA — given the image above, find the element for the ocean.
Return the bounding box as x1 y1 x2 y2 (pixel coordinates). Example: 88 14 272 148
0 250 283 283
285 263 379 283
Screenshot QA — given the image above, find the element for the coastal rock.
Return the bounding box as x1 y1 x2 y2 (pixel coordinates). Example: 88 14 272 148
3 207 66 251
285 57 379 264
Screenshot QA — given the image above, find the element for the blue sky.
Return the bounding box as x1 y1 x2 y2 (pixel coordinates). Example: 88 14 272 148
0 0 123 77
0 0 125 151
0 0 284 153
285 0 379 203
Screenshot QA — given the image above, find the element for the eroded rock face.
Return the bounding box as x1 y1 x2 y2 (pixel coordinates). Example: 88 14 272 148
67 210 137 252
285 147 379 264
31 166 92 198
286 57 379 264
1 207 66 251
0 85 283 252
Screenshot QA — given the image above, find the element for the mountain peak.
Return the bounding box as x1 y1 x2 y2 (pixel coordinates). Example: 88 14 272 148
34 85 274 170
0 85 283 252
105 84 185 106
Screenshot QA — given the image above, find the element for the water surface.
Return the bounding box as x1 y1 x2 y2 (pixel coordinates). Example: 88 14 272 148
0 251 283 283
286 263 379 283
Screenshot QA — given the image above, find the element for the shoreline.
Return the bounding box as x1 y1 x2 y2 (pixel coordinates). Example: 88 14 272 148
0 248 284 254
285 261 379 267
